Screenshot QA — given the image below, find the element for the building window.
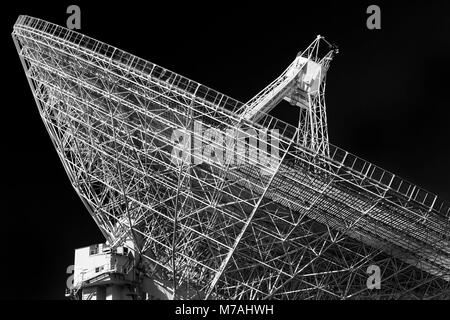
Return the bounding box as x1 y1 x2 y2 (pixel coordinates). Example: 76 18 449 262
89 244 99 255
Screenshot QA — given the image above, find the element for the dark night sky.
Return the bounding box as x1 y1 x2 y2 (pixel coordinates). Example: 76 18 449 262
1 1 449 299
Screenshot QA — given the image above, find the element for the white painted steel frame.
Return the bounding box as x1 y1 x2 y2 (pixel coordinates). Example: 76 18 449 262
12 15 450 299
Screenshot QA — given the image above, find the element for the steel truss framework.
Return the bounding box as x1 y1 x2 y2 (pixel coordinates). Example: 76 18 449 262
13 16 450 299
237 35 334 157
292 39 333 158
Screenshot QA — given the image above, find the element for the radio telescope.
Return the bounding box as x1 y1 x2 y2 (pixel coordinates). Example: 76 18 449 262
12 15 449 300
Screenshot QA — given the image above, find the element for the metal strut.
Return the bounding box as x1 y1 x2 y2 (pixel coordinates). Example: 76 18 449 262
238 35 337 157
204 130 298 299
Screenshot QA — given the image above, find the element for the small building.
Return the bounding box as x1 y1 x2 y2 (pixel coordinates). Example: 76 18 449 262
66 241 199 300
66 242 140 300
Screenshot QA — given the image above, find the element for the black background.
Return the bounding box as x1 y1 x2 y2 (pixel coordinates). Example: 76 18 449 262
1 1 449 299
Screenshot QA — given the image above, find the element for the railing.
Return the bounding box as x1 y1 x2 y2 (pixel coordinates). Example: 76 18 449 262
73 259 134 289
